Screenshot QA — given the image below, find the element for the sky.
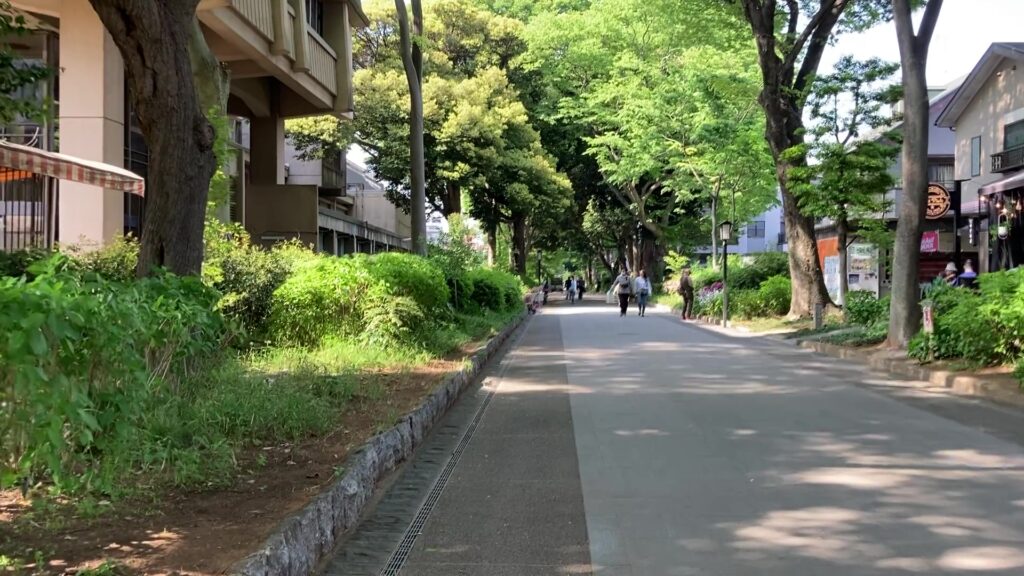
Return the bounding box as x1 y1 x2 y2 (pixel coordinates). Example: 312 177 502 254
821 0 1024 87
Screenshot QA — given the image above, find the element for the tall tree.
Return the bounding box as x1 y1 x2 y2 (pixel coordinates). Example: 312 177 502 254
735 0 889 316
887 0 943 347
790 56 899 309
394 0 427 255
89 0 225 276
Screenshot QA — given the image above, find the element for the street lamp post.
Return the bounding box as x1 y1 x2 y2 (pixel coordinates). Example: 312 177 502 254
536 249 542 285
719 221 733 327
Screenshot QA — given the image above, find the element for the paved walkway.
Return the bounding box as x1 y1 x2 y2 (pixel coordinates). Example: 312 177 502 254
323 295 1024 575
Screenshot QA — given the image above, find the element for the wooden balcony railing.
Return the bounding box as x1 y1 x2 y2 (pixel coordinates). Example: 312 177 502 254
992 145 1024 173
217 0 339 98
321 148 345 190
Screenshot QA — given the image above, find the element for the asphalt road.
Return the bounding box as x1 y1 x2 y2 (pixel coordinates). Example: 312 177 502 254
324 295 1024 576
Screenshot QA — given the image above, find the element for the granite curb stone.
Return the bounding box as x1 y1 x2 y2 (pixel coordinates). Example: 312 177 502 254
797 339 1024 409
231 311 529 576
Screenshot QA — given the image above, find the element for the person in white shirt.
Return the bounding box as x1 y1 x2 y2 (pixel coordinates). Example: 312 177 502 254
613 270 631 316
634 270 652 317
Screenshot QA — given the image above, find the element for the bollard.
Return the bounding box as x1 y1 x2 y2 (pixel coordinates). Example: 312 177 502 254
813 302 823 330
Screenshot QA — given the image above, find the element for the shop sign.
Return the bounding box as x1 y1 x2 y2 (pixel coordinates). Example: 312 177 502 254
920 230 940 253
926 183 951 219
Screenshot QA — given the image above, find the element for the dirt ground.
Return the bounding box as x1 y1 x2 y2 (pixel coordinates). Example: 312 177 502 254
0 357 468 576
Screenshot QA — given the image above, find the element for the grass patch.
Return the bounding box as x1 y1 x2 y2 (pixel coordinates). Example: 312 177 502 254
733 316 814 334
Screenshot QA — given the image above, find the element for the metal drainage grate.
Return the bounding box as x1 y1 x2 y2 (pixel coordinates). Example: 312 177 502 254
379 381 498 575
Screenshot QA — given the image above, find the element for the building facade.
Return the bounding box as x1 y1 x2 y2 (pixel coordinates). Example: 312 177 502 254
936 43 1024 271
275 142 411 253
6 0 366 248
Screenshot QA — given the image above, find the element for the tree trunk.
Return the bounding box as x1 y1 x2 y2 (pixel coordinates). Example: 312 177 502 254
741 0 845 317
89 0 218 277
486 226 497 267
395 0 426 255
511 214 527 277
838 217 849 311
887 0 944 348
780 170 832 316
443 181 462 216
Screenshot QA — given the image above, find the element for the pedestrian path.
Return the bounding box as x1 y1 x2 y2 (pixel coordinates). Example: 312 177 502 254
323 295 1024 575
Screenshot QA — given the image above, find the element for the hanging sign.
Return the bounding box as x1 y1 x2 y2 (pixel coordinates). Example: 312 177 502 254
920 230 940 253
926 183 951 219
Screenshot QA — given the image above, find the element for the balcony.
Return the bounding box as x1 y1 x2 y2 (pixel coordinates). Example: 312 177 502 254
321 148 345 190
198 0 356 117
991 145 1024 173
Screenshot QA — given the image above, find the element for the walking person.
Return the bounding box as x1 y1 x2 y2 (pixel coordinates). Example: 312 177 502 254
578 278 586 301
563 276 571 299
635 270 652 317
613 269 631 317
678 268 694 320
568 275 578 304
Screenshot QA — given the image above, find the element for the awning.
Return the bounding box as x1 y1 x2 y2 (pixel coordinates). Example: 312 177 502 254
979 170 1024 196
0 140 145 196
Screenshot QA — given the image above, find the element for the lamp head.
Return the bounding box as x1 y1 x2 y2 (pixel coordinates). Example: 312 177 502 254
719 220 733 242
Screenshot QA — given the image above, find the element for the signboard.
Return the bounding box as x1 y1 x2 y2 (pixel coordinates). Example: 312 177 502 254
926 183 951 219
824 255 840 304
923 303 934 334
848 243 880 298
920 231 940 253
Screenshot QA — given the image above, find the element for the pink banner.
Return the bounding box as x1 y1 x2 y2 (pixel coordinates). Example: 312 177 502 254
920 231 940 253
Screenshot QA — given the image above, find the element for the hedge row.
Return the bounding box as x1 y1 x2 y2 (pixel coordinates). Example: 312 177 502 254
0 229 524 495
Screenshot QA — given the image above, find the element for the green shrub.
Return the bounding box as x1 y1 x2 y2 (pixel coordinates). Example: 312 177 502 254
361 292 428 349
757 275 791 316
70 235 140 282
690 265 723 290
845 291 890 326
731 252 789 290
269 255 376 346
466 268 524 312
0 257 229 494
363 252 449 316
0 247 49 278
731 289 762 319
206 240 290 340
908 288 1000 364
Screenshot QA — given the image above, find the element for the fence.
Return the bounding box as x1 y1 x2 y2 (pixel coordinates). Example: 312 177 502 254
0 170 56 252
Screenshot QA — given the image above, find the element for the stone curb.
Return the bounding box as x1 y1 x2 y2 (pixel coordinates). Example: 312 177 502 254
796 339 1024 409
231 311 529 576
658 304 1024 407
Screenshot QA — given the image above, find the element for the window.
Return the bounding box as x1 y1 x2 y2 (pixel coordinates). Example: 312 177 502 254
928 161 954 187
746 220 766 239
1005 120 1024 151
306 0 324 36
971 136 982 177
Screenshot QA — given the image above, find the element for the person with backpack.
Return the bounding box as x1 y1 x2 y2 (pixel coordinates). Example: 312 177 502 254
677 268 694 320
613 269 632 317
634 270 652 317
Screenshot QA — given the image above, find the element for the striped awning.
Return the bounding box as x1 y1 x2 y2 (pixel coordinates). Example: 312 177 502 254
0 140 145 196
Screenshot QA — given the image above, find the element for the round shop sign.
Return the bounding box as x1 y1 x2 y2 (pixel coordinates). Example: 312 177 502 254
926 183 951 219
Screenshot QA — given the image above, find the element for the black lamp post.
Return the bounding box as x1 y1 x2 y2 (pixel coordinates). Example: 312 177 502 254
719 221 733 327
536 249 542 285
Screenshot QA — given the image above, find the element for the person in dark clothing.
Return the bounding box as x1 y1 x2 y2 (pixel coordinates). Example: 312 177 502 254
677 268 694 320
578 278 586 300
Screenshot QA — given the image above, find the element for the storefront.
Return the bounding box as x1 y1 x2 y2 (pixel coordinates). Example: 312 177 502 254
978 171 1024 270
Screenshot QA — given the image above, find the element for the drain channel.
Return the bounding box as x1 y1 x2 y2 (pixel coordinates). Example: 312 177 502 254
378 386 496 575
378 324 527 575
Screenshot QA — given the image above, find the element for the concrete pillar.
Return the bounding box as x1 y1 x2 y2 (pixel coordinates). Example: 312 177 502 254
324 1 354 116
249 116 285 186
58 0 124 247
332 229 339 255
